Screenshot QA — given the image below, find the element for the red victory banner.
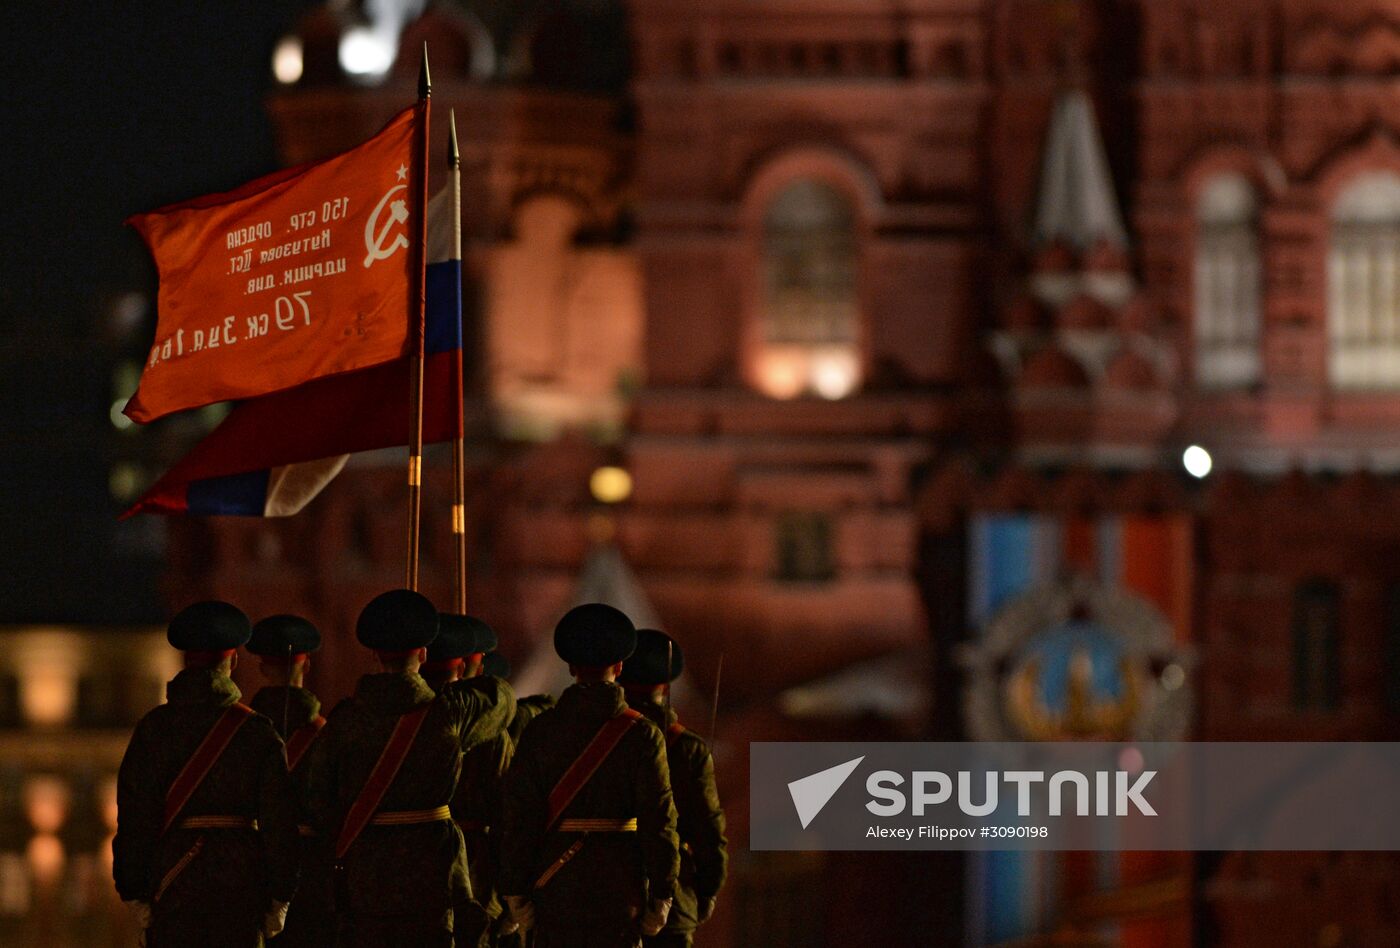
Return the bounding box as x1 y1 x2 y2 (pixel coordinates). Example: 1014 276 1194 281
124 105 423 423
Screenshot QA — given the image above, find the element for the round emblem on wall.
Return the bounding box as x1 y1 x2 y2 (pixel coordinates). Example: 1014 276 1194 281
958 576 1194 742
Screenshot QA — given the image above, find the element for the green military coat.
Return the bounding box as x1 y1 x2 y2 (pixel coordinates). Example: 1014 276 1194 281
452 728 512 942
507 693 556 745
500 681 679 942
250 685 331 948
304 672 514 923
113 669 299 946
628 701 727 937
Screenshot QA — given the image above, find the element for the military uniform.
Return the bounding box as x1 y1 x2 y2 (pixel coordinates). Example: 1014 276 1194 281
499 604 679 948
620 631 728 948
113 601 300 948
422 615 510 948
305 590 515 948
509 693 558 744
247 615 332 948
481 652 557 745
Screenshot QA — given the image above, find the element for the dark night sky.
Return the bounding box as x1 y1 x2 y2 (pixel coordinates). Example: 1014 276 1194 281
2 2 313 623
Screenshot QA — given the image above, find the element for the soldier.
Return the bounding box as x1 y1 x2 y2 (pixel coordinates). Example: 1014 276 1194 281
420 614 509 948
618 630 727 948
499 603 679 948
481 652 557 745
113 600 299 948
246 615 331 948
305 590 515 948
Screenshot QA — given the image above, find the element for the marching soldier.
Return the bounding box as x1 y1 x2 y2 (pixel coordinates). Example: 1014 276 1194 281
420 614 509 948
481 651 556 744
305 590 515 948
618 631 727 948
499 604 679 948
113 601 299 948
246 615 331 948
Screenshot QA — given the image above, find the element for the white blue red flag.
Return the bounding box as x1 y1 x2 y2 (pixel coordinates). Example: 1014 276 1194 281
124 168 462 518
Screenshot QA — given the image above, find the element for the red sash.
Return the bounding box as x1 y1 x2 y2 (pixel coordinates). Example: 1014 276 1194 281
285 715 327 771
162 703 255 834
665 721 686 747
334 704 432 859
545 708 642 828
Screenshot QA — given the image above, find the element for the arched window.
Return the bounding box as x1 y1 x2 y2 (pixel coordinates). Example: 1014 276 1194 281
1329 172 1400 388
756 179 861 399
1194 174 1261 388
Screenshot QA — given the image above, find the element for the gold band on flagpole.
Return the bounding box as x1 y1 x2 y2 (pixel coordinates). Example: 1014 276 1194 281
452 503 465 534
407 455 422 486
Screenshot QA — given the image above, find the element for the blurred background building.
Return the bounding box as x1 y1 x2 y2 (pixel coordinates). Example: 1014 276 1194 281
9 0 1400 944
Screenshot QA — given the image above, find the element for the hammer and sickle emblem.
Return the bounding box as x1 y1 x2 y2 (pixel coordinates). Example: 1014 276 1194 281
363 184 410 268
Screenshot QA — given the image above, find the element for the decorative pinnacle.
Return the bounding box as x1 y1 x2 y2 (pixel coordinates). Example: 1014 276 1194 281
448 110 459 169
418 42 431 100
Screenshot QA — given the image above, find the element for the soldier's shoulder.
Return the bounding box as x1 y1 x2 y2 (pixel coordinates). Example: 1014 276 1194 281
239 705 285 744
317 695 362 733
623 711 667 754
673 726 711 756
519 694 557 713
517 702 561 737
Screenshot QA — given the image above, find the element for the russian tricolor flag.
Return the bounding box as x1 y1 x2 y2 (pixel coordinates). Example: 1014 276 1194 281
125 171 463 518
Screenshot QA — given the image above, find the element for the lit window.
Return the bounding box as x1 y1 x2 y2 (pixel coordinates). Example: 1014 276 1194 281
757 180 860 400
1329 172 1400 388
1194 174 1261 388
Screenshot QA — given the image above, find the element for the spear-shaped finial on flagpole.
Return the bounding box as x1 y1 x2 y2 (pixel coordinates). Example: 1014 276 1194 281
448 109 459 170
419 42 432 100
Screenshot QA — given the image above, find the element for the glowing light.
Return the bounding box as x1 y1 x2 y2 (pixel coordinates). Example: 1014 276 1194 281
109 464 143 503
100 777 119 832
272 36 304 85
109 399 134 431
339 28 395 80
809 348 860 400
26 835 63 887
24 777 68 834
590 466 633 505
756 348 808 400
14 631 84 727
1160 663 1185 691
1182 444 1213 479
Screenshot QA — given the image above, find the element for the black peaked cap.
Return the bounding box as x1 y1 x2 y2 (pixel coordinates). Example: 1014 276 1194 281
247 614 321 656
428 614 498 662
554 602 636 666
357 589 439 650
167 600 251 651
619 628 684 685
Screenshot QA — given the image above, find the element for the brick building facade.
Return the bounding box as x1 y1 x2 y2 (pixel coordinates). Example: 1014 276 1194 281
163 1 1400 944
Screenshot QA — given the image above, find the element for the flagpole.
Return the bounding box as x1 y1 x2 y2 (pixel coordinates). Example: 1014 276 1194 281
448 109 467 613
406 45 431 591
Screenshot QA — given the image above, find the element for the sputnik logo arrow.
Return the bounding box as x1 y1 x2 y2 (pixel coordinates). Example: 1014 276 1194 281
787 756 864 829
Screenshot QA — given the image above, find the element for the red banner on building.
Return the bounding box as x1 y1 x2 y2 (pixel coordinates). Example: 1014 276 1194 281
123 105 422 423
